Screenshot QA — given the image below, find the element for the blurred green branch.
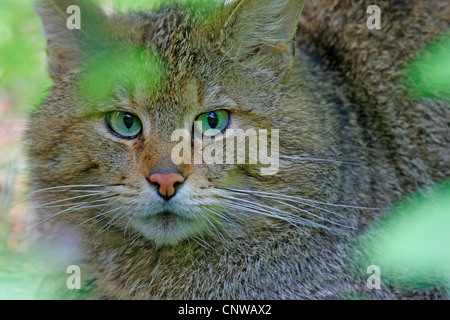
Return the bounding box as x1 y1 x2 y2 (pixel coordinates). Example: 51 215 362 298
403 33 450 99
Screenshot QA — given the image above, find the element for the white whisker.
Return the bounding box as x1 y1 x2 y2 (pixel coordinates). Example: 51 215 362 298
33 191 112 209
280 155 358 165
198 210 229 245
223 195 328 230
72 203 119 230
268 198 355 229
220 188 382 210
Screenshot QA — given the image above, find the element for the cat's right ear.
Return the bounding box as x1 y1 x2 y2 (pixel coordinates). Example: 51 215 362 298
34 0 109 79
218 0 305 77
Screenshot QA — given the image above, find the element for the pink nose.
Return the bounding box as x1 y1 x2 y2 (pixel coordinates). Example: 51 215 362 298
149 173 185 200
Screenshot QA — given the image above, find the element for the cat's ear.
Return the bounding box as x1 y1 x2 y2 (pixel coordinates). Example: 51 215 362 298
220 0 305 76
34 0 109 79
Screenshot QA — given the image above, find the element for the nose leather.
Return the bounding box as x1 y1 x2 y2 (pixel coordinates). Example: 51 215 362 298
149 173 185 200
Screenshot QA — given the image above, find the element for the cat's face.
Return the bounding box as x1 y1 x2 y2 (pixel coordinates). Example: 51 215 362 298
29 0 340 246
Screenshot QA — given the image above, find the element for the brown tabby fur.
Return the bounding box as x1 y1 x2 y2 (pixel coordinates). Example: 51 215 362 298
27 0 449 299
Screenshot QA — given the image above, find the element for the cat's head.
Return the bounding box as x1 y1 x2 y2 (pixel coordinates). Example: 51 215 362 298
29 0 341 247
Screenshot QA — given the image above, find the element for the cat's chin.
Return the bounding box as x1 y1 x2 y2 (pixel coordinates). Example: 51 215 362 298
130 211 204 247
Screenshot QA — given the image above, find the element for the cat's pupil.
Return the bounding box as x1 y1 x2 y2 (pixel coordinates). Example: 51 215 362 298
123 114 134 129
207 112 219 129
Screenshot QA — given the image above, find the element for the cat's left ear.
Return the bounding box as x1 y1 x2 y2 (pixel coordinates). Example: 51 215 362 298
219 0 305 77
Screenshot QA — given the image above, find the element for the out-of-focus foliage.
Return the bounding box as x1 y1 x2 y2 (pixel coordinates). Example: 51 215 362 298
0 0 51 114
354 181 450 292
110 0 227 19
80 47 168 104
0 251 63 299
104 0 161 11
0 245 92 300
403 33 450 99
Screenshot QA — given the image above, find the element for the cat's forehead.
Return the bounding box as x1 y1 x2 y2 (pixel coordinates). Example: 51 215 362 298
135 6 218 79
91 7 225 112
78 7 216 113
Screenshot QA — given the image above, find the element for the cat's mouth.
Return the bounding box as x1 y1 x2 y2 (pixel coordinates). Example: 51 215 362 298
138 210 192 220
158 211 177 216
134 210 195 228
153 211 191 224
130 209 200 246
130 208 204 246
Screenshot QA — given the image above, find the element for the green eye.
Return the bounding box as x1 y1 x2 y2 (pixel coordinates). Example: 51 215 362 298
194 110 230 136
106 111 142 139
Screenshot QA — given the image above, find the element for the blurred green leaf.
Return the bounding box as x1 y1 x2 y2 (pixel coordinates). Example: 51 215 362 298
403 33 450 99
0 0 52 115
79 46 168 107
354 181 450 290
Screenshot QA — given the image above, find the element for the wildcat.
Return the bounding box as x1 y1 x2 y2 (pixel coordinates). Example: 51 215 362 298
27 0 449 299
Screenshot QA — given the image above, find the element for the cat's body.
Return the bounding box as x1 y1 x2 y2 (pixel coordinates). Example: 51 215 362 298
27 0 449 299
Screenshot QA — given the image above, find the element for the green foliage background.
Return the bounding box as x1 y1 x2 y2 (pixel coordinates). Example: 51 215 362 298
0 0 51 115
